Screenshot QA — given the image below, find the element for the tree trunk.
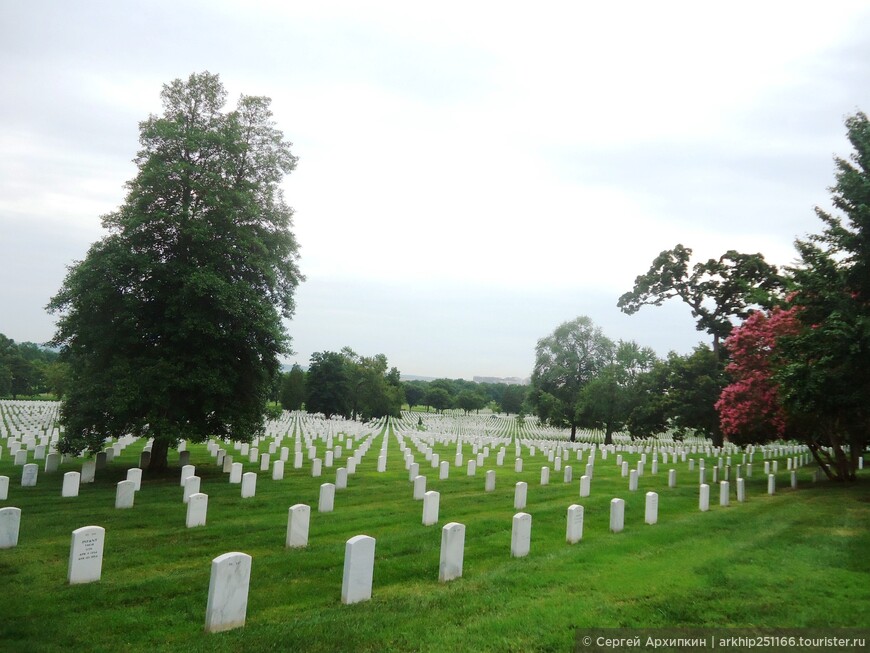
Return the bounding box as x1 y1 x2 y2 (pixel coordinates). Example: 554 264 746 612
604 422 613 446
570 423 576 442
147 437 171 473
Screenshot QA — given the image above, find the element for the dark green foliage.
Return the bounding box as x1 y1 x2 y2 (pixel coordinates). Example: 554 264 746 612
0 333 59 398
776 111 870 480
529 316 614 440
305 349 403 420
46 72 302 469
279 364 306 411
305 351 351 418
618 245 784 358
627 345 725 444
575 340 657 444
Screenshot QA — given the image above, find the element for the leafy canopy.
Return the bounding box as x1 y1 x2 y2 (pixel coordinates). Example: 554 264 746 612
48 72 302 469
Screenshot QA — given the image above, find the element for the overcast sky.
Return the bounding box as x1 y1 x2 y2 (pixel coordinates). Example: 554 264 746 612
3 1 870 379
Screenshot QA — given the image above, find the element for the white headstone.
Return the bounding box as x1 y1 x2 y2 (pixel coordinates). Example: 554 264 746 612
514 458 523 473
62 471 81 498
566 504 584 544
377 455 386 472
126 468 142 491
511 512 532 557
183 476 201 503
768 474 776 495
185 492 208 528
68 525 105 584
408 462 419 482
422 490 440 526
563 465 573 483
540 466 549 486
791 470 797 489
286 504 310 548
44 452 60 473
610 498 625 533
0 507 21 549
485 470 496 492
668 469 676 488
115 480 135 509
205 552 252 633
241 472 257 498
259 453 270 472
413 475 427 500
579 475 590 498
0 476 8 501
341 535 376 605
736 477 745 502
514 481 527 510
272 460 285 481
229 463 243 484
21 463 38 487
439 461 449 480
629 469 638 491
319 483 335 512
312 458 322 477
720 481 730 506
180 464 196 486
466 460 477 476
699 484 710 511
439 522 465 582
645 492 658 525
14 449 27 466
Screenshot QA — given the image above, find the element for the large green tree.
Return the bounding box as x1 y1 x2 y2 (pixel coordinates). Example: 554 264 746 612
627 345 725 443
618 245 783 359
774 111 870 481
47 72 302 471
279 364 306 411
575 340 657 444
529 316 614 441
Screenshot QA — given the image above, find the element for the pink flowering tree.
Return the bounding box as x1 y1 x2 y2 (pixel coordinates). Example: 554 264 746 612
715 307 801 444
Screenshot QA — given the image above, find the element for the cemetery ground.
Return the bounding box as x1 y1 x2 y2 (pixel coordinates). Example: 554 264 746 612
1 411 868 652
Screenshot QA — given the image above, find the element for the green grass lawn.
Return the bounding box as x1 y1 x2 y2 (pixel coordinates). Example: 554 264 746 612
1 420 868 653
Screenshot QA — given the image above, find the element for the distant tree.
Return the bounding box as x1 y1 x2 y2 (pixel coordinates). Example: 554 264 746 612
626 345 725 443
576 340 657 444
618 245 784 359
47 72 302 471
456 389 487 414
499 384 527 414
9 355 35 398
306 351 351 419
529 316 614 441
280 364 306 411
425 386 452 413
0 363 10 397
403 381 426 409
340 349 402 420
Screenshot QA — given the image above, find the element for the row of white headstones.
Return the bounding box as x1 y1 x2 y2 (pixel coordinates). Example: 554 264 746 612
0 445 818 634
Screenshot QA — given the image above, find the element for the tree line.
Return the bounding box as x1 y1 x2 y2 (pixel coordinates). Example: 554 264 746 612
36 71 870 480
0 334 65 399
277 350 528 417
529 111 870 481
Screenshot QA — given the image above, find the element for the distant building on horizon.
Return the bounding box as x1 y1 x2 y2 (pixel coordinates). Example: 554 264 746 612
472 376 529 386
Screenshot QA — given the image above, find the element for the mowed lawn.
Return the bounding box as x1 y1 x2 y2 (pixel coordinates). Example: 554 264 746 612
1 420 868 653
